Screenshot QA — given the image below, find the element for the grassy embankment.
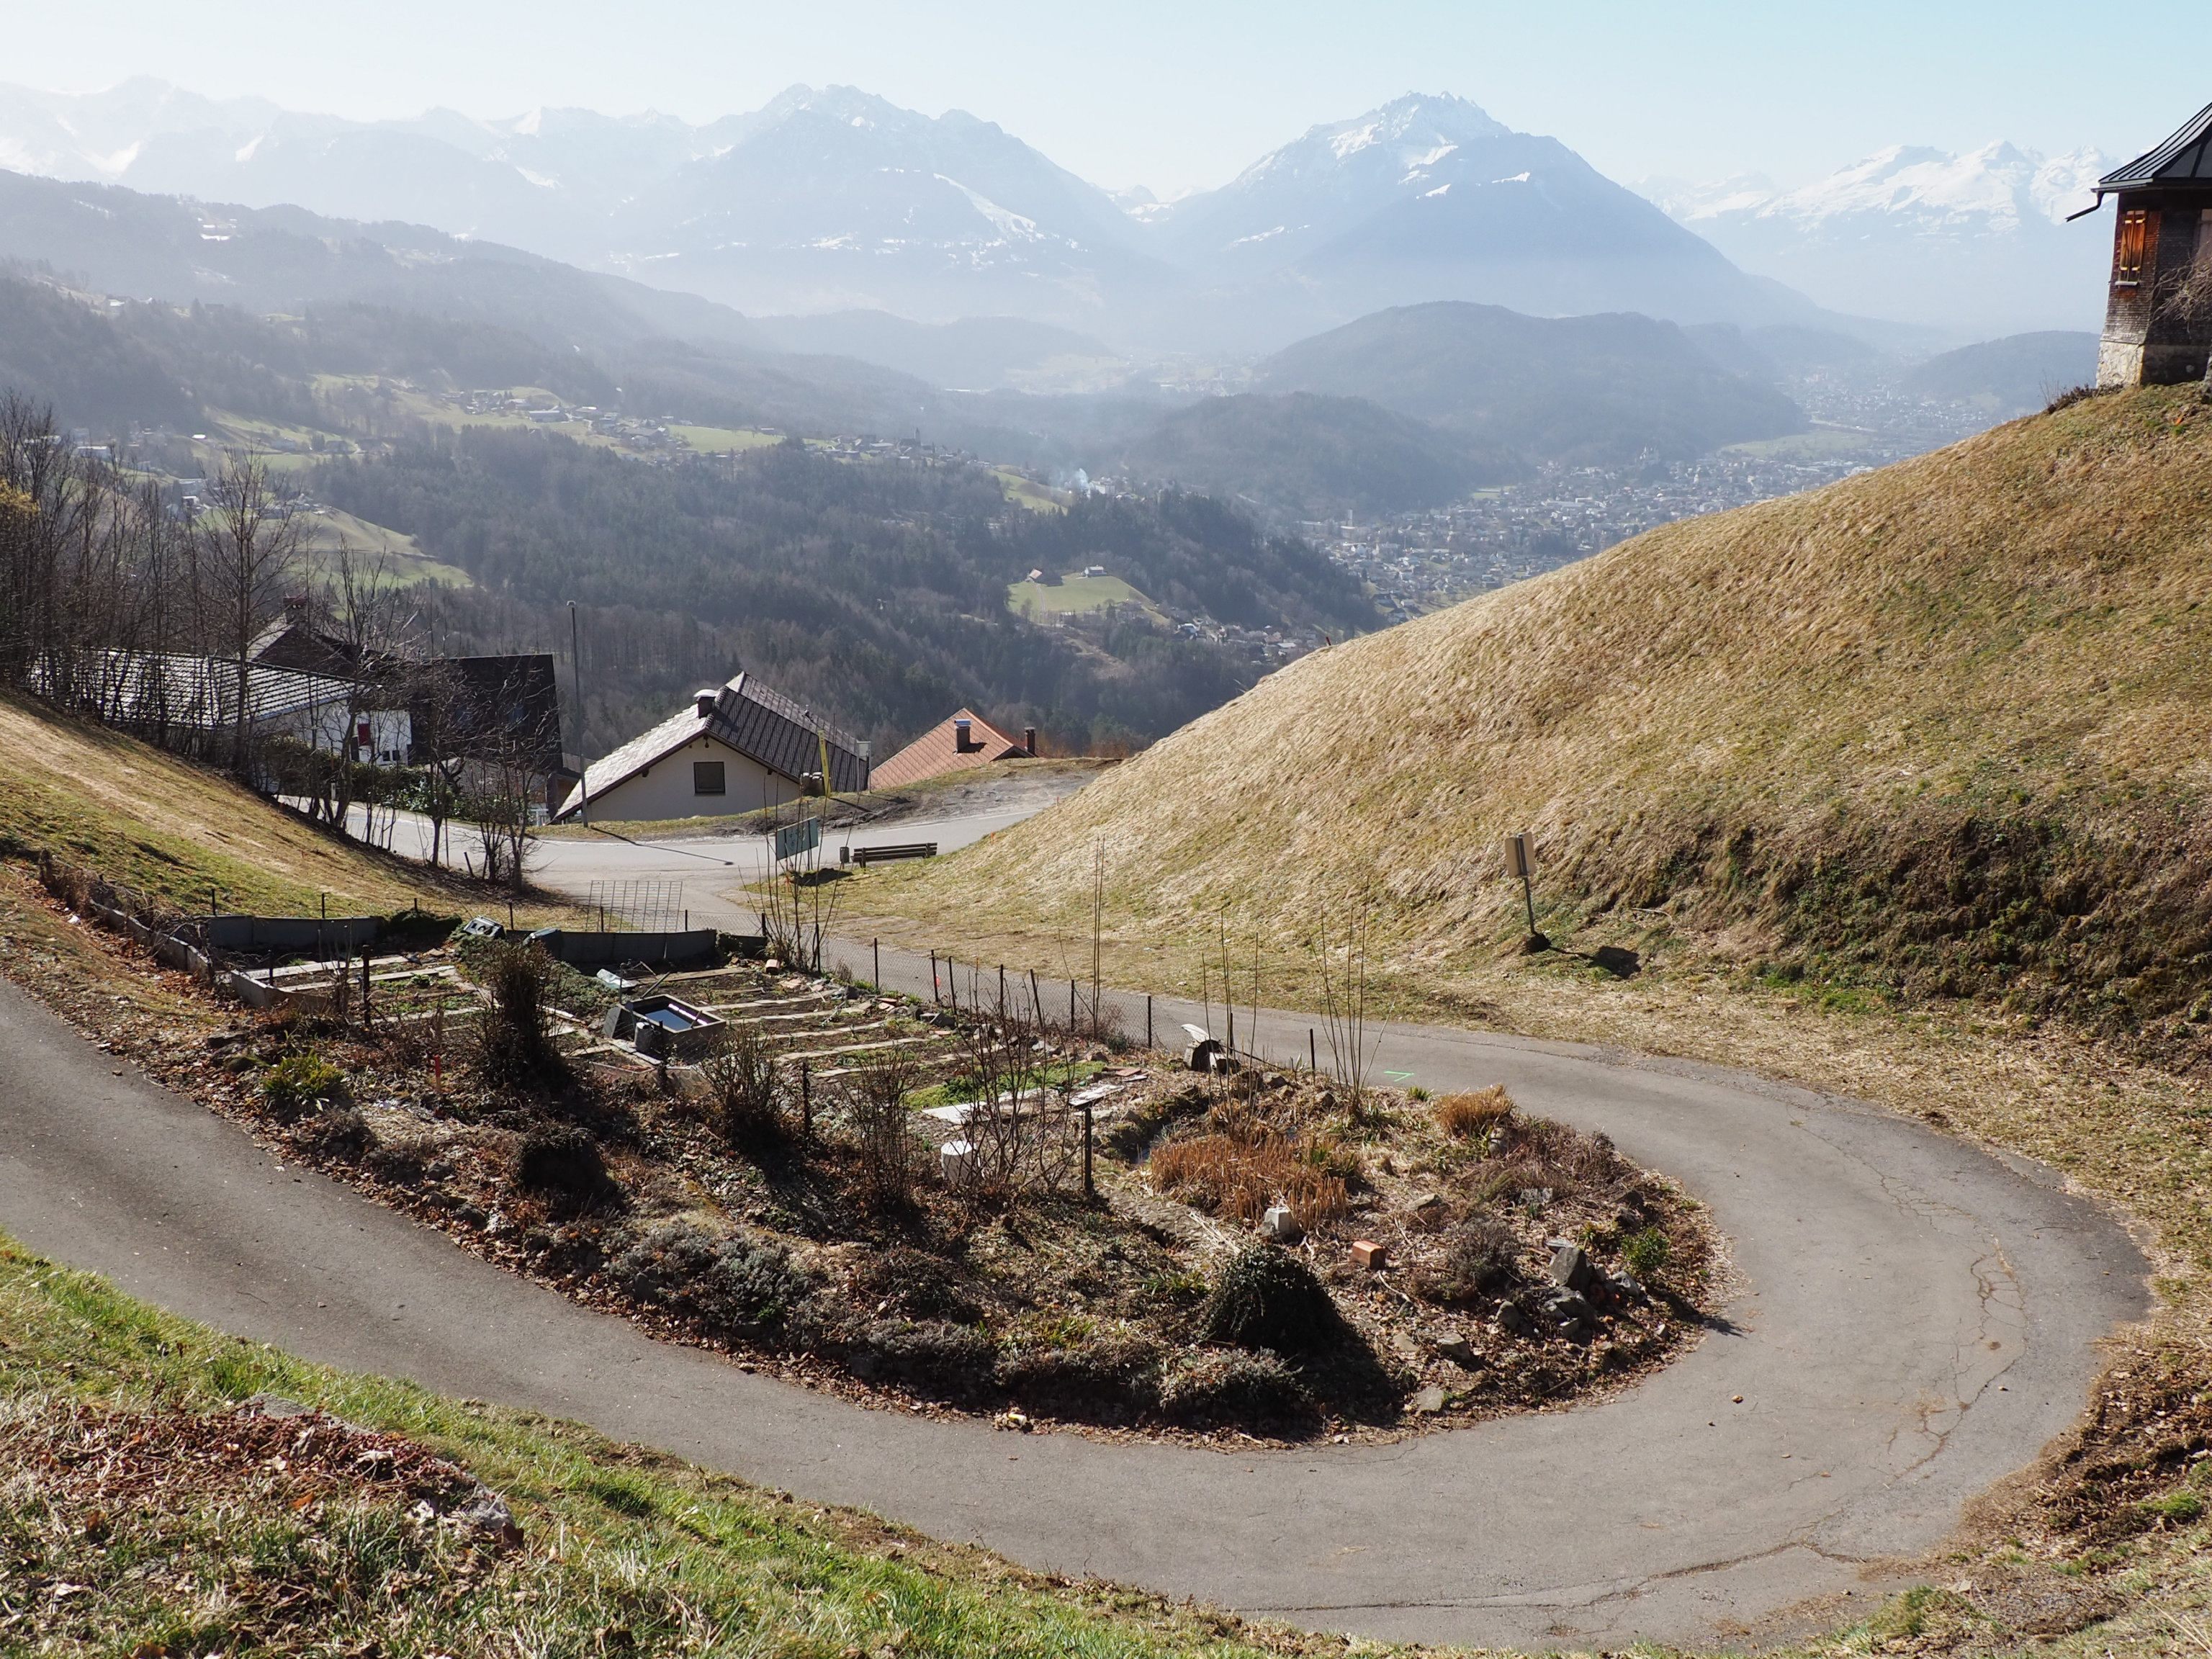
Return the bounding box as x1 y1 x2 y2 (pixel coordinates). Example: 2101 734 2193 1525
0 687 567 925
845 385 2212 1621
0 1232 1357 1658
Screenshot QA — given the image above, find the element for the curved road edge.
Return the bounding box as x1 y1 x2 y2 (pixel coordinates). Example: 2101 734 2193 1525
0 955 2149 1652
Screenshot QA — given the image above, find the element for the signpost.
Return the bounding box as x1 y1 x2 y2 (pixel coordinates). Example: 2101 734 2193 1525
1506 833 1538 936
773 816 822 865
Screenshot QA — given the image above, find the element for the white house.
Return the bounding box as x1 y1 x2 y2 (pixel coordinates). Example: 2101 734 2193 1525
557 672 870 823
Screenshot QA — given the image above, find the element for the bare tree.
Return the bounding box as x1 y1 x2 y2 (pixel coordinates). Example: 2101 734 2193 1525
406 658 466 869
196 451 303 774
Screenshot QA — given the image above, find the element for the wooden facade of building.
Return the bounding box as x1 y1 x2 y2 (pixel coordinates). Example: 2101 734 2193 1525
2094 102 2212 389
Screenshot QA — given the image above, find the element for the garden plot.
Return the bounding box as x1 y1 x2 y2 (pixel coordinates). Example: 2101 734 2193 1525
142 922 1718 1443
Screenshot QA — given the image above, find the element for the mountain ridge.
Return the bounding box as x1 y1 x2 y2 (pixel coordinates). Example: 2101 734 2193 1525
1642 140 2113 333
0 78 1815 345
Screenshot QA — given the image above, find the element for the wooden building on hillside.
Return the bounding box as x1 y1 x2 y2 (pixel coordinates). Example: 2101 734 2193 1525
2092 101 2212 388
869 708 1036 790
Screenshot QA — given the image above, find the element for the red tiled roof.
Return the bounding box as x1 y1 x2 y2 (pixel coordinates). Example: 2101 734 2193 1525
869 708 1029 790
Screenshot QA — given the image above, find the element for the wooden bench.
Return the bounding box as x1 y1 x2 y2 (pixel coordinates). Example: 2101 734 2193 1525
847 841 939 866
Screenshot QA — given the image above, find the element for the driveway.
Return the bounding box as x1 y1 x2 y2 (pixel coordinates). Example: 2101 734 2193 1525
0 944 2146 1650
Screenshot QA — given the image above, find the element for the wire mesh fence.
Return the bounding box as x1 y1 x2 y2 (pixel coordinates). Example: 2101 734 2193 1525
583 879 688 932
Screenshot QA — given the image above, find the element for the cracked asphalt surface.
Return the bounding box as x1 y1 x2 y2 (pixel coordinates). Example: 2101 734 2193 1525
0 917 2146 1650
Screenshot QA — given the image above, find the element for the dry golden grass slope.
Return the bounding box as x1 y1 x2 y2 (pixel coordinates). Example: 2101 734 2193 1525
0 688 559 923
873 383 2212 1058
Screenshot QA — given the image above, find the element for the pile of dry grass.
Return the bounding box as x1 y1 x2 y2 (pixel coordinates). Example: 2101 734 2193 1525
1148 1132 1350 1227
1434 1085 1514 1138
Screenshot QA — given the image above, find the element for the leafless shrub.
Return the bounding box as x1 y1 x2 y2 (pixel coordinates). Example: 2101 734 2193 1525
1313 896 1380 1118
471 941 565 1090
2044 383 2110 415
1434 1084 1515 1138
760 812 842 974
2162 256 2212 323
702 1025 786 1147
948 1016 1080 1203
836 1048 926 1211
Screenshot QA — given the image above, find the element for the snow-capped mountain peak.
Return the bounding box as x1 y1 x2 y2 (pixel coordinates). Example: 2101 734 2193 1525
1232 92 1510 191
1658 140 2108 234
1642 138 2116 333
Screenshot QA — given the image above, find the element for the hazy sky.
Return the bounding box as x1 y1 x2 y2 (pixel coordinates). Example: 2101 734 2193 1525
10 0 2208 193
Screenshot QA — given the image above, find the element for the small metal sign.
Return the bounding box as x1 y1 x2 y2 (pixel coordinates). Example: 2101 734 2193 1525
1505 833 1530 878
773 816 823 863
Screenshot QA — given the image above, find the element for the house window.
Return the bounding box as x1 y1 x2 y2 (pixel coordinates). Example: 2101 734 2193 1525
693 760 727 796
2116 209 2157 287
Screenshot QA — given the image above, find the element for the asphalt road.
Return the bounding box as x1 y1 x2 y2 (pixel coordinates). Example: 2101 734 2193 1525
0 942 2146 1650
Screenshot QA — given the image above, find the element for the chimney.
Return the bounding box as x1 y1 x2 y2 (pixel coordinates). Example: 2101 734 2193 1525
694 688 719 719
282 593 312 624
953 716 975 752
1022 726 1038 755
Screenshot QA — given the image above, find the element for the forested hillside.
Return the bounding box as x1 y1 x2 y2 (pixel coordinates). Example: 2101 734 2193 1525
312 428 1376 755
1116 392 1513 518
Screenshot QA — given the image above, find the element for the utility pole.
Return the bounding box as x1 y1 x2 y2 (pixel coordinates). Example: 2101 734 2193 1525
567 601 590 827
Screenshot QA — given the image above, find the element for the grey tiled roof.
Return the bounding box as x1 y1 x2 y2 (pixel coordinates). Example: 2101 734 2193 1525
560 672 866 818
2100 102 2212 192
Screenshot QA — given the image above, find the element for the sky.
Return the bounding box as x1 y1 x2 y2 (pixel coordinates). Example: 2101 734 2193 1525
7 0 2209 194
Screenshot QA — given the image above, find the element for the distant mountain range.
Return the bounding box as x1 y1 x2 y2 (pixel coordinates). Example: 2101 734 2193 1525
1642 143 2113 335
0 78 1815 350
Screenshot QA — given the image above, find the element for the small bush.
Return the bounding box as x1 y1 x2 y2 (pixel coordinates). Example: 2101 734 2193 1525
997 1327 1163 1410
1405 1085 1430 1101
1623 1226 1671 1278
610 1219 811 1339
2043 382 2108 415
1143 1269 1209 1307
261 1052 347 1121
1159 1349 1318 1429
837 1050 925 1210
1434 1085 1514 1138
1480 1113 1622 1195
1431 1214 1518 1302
512 1125 616 1210
1150 1133 1350 1227
472 942 565 1090
849 1317 997 1395
702 1026 785 1147
850 1246 981 1323
292 1102 374 1160
1199 1247 1346 1355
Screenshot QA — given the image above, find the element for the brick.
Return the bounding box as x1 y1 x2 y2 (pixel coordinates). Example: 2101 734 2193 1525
1351 1238 1388 1270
